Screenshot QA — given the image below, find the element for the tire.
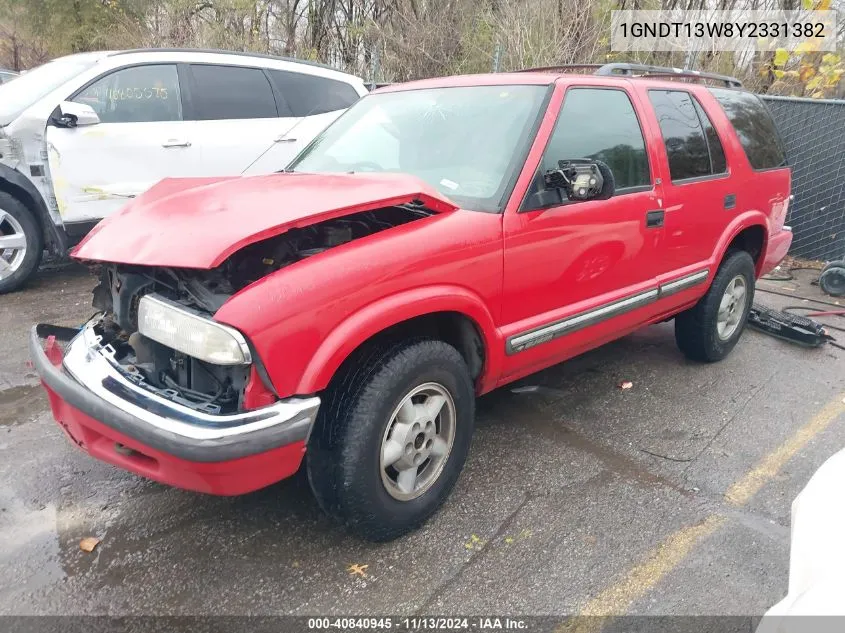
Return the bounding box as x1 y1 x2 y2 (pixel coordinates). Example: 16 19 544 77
307 339 475 541
818 260 845 297
0 191 43 294
675 250 755 362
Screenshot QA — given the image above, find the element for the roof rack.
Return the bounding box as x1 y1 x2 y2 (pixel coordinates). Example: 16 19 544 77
515 64 604 74
109 48 342 73
518 62 742 88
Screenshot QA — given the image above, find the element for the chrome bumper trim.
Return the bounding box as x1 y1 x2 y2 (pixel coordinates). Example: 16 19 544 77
62 319 319 442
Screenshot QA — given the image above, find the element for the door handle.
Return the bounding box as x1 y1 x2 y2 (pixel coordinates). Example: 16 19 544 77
646 209 665 228
273 136 298 143
162 139 191 148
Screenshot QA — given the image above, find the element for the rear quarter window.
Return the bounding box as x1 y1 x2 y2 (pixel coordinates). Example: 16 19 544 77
708 88 786 170
268 70 360 117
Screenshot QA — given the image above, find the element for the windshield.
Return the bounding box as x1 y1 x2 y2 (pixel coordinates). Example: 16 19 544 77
289 85 549 212
0 56 99 125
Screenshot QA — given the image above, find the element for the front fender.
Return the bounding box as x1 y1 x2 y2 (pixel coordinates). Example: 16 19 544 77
297 286 503 396
213 208 504 399
0 162 66 253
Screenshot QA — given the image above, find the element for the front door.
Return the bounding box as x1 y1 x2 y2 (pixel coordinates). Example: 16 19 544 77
500 85 664 380
45 63 200 224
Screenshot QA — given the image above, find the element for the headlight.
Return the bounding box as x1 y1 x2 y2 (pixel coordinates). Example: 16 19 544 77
137 294 252 366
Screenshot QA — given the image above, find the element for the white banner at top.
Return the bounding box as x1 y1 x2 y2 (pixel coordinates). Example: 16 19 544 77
611 10 838 52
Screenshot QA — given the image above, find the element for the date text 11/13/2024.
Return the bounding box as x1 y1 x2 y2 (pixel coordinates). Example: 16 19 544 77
307 617 529 630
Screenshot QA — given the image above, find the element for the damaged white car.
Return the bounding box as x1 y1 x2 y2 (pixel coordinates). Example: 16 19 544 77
757 445 845 631
0 48 367 293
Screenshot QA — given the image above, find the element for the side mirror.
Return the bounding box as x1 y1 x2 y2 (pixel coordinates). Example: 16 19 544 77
543 159 615 202
57 101 100 127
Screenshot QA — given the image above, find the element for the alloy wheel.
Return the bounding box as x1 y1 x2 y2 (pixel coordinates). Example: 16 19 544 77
379 382 456 501
0 209 27 281
716 274 748 341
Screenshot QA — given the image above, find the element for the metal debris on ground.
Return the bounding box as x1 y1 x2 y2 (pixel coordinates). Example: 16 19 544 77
747 303 838 348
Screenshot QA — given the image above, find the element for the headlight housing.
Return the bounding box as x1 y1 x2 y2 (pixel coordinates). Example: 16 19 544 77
137 294 252 366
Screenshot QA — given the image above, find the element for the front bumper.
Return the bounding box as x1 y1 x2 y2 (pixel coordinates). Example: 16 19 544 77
30 319 320 495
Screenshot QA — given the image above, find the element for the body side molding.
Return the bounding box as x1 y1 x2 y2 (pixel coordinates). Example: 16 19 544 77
506 268 710 354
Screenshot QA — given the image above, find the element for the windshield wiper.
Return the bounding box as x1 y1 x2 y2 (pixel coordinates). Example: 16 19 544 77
398 199 433 217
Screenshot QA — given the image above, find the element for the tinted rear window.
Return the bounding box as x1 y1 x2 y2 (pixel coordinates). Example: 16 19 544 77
268 70 360 116
649 90 711 181
649 90 727 180
709 88 786 170
189 64 277 120
692 98 727 174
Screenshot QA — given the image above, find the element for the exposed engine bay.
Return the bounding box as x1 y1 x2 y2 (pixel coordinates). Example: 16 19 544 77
86 204 433 414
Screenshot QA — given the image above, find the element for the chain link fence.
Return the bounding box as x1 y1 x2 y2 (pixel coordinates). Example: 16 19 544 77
761 95 845 262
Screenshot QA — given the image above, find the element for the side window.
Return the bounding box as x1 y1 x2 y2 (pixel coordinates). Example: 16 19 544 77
73 65 182 123
268 70 360 116
188 65 277 120
648 90 711 181
709 88 786 170
542 88 650 191
692 98 727 174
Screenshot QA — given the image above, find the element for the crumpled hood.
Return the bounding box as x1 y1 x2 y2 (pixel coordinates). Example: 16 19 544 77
72 172 459 268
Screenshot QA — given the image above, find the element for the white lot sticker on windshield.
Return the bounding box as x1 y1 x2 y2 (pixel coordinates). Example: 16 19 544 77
440 178 459 190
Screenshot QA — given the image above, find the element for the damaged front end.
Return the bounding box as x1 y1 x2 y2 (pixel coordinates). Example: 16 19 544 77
83 203 434 415
30 309 320 493
30 172 450 494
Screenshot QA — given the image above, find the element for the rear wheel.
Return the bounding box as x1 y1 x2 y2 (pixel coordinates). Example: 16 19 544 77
0 192 43 294
307 339 475 541
675 250 755 362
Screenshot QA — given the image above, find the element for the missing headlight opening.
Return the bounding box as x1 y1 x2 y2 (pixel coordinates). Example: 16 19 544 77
86 203 434 414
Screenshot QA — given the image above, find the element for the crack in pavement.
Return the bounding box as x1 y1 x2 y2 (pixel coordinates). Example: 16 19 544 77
679 368 780 482
412 493 531 615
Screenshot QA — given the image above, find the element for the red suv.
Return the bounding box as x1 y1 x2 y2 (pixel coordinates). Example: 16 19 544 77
32 64 792 541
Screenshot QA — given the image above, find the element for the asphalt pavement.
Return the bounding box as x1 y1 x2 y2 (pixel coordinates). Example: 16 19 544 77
1 262 843 623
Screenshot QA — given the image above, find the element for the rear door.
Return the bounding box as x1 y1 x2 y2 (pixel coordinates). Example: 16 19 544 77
641 88 733 275
45 63 200 223
243 69 363 174
185 63 298 175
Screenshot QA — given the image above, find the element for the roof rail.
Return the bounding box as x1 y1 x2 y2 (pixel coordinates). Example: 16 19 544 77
518 62 742 88
108 48 343 73
516 64 604 74
596 63 742 88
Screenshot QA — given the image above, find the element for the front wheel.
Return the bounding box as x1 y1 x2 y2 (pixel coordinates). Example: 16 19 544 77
0 192 43 294
307 339 475 541
675 250 756 362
